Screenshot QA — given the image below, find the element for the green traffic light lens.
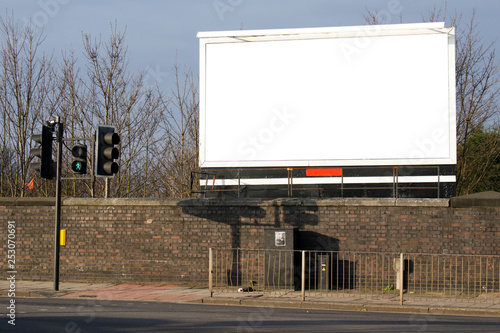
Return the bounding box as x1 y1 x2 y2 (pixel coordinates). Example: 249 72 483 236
71 160 86 174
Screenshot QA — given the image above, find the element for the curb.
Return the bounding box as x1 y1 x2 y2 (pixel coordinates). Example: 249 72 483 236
0 291 54 298
4 290 499 318
198 298 500 317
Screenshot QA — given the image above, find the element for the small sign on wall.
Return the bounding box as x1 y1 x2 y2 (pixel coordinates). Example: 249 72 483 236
264 228 296 250
275 231 286 246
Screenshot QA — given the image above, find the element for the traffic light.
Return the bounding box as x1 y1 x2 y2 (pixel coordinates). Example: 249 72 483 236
71 145 87 174
30 125 55 179
95 125 120 177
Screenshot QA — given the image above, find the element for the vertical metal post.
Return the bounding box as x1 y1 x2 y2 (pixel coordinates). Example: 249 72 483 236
341 172 344 197
287 168 293 197
301 251 305 302
209 248 213 297
395 167 399 199
54 117 63 291
400 253 404 305
91 130 96 197
237 170 240 198
437 166 440 198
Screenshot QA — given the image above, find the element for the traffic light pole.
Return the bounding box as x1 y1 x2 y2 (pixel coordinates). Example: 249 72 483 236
54 131 93 290
31 118 101 291
54 117 63 291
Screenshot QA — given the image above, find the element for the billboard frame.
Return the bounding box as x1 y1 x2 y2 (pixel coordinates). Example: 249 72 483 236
197 23 456 169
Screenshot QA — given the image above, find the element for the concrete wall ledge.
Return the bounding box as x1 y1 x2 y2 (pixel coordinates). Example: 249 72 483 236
63 197 182 206
1 197 450 208
65 197 451 207
0 197 55 206
451 191 500 208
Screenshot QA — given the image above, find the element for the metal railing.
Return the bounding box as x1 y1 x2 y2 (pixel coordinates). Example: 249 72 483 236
193 166 444 198
208 248 500 305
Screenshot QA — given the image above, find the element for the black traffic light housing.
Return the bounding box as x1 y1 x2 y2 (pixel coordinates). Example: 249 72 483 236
30 125 55 179
95 125 120 177
71 145 87 174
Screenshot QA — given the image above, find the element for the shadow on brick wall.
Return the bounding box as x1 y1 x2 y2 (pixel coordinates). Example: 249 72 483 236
178 199 322 248
179 199 323 287
298 231 339 251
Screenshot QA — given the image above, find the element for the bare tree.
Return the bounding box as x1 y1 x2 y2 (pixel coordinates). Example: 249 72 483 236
0 14 56 197
365 8 500 195
363 9 383 25
81 22 164 198
58 50 97 197
422 9 500 194
454 16 500 194
0 16 180 199
152 64 199 198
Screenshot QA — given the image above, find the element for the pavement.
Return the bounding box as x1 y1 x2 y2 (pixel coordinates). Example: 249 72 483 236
1 280 500 317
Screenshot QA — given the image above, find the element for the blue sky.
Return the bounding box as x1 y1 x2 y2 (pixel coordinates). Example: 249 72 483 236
2 0 499 92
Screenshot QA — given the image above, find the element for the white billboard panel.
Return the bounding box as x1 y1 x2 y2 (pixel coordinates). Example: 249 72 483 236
198 23 456 168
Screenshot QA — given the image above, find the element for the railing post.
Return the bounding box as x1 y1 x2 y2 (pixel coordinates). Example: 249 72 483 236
400 252 404 305
301 251 306 302
209 248 213 297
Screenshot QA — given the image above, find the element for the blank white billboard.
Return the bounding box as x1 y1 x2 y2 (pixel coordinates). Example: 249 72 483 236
197 23 456 168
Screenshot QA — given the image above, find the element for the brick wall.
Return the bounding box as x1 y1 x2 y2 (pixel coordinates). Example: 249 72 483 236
0 197 498 284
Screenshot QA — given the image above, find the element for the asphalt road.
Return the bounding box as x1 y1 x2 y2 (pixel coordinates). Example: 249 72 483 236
2 297 500 332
